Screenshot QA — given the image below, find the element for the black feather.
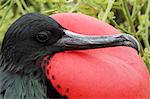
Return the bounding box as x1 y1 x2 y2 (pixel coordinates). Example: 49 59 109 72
0 13 65 99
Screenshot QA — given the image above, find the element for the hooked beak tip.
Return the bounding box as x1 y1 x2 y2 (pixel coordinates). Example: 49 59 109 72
122 34 140 53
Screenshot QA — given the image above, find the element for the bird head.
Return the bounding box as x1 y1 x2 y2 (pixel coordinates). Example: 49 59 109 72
1 13 66 75
0 13 140 98
1 13 139 73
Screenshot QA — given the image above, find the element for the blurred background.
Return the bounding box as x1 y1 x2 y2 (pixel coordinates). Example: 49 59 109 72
0 0 150 70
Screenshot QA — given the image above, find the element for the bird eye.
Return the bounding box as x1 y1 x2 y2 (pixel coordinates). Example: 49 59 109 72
36 31 50 43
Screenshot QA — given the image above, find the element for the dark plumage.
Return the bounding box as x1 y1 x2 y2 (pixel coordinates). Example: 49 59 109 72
0 13 65 99
0 13 139 99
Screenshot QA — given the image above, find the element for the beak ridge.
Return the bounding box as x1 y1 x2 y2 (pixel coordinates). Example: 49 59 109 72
54 30 140 53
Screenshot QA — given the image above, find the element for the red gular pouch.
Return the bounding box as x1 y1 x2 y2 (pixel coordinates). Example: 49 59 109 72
45 13 150 99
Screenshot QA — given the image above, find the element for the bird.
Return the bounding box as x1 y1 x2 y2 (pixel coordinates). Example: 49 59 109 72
0 12 148 99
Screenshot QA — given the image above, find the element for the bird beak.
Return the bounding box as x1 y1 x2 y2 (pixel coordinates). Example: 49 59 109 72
54 30 140 53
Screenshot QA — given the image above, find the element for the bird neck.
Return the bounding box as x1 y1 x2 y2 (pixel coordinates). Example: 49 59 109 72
0 54 47 98
0 71 47 99
0 54 64 98
0 50 41 75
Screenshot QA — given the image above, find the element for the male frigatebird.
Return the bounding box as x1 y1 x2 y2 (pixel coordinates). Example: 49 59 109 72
0 13 142 99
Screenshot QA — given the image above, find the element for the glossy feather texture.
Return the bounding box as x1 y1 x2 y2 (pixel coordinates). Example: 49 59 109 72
0 13 64 99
